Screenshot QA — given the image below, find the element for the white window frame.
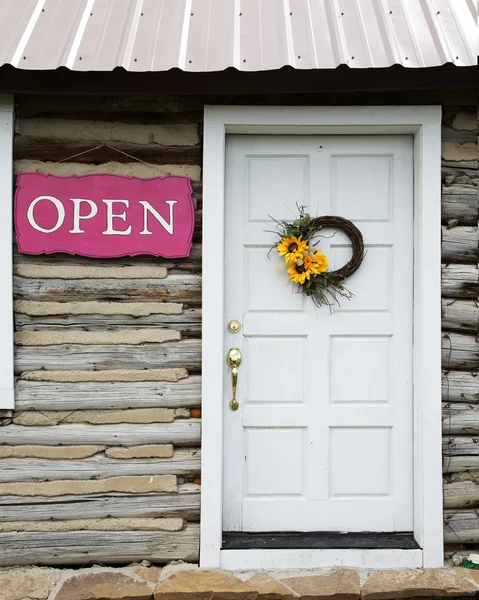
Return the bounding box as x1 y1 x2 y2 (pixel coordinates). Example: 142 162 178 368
0 95 14 410
201 105 443 570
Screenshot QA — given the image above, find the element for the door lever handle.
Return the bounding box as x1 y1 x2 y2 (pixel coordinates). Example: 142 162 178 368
227 348 242 411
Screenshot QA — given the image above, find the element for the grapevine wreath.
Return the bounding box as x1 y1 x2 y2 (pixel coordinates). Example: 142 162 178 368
271 206 365 307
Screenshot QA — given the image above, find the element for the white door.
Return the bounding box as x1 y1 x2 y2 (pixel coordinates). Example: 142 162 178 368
223 135 414 533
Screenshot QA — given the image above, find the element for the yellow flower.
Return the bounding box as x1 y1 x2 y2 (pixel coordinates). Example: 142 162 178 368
288 258 314 284
277 235 308 263
309 249 329 274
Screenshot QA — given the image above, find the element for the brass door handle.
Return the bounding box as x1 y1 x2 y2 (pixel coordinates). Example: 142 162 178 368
227 348 242 411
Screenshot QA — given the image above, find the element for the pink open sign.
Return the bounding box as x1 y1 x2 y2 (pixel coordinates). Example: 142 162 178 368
15 173 195 258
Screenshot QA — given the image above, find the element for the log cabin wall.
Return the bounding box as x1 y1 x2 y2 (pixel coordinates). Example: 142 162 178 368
0 93 477 566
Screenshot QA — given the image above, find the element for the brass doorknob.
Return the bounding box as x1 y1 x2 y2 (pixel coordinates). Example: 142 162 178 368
227 348 242 411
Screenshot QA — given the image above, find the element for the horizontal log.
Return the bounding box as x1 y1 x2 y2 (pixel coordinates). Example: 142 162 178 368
442 186 479 225
444 510 479 543
441 332 478 371
442 403 479 435
443 456 479 473
15 138 201 164
0 449 200 483
15 117 199 145
441 127 478 144
441 226 478 264
14 274 202 303
15 159 202 182
0 421 200 447
14 244 202 273
15 339 201 373
442 371 479 403
15 376 201 410
0 524 199 565
443 472 479 509
443 435 479 456
441 264 478 299
0 484 200 522
442 299 478 333
15 310 202 337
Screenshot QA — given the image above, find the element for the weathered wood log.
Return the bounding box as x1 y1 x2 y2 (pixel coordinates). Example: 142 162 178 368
441 333 478 371
0 484 200 522
14 243 202 271
442 299 478 333
442 403 479 435
442 371 479 403
444 510 479 543
441 127 478 144
441 264 478 299
443 456 479 474
441 226 478 264
15 137 202 165
15 310 202 337
442 186 479 226
15 339 201 373
15 159 202 182
15 376 201 410
0 524 199 565
443 435 479 456
0 422 200 447
0 449 200 483
13 274 202 303
443 471 479 509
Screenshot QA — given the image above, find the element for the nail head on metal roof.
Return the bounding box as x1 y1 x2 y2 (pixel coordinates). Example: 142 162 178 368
297 56 301 59
243 59 246 62
134 58 137 62
189 60 192 63
79 57 82 60
23 56 26 60
290 12 292 15
239 12 242 16
405 57 408 60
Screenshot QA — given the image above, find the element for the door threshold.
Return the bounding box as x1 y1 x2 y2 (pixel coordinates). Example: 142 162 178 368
219 548 423 570
222 531 419 550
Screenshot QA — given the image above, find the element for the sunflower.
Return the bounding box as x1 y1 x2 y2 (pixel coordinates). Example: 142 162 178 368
309 249 329 274
277 235 308 263
288 257 315 284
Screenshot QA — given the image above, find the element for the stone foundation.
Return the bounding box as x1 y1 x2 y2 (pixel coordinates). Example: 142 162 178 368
1 563 479 600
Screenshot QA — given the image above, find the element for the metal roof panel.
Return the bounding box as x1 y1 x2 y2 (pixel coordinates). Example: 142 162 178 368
0 0 476 71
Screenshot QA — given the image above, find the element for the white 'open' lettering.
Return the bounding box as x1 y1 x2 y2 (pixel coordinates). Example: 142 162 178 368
139 200 177 235
102 199 132 235
69 198 98 233
27 196 65 233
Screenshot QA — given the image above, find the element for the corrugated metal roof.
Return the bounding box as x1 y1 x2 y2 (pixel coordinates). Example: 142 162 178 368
0 0 476 72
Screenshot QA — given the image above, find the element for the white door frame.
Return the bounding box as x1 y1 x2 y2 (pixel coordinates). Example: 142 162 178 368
201 106 443 570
